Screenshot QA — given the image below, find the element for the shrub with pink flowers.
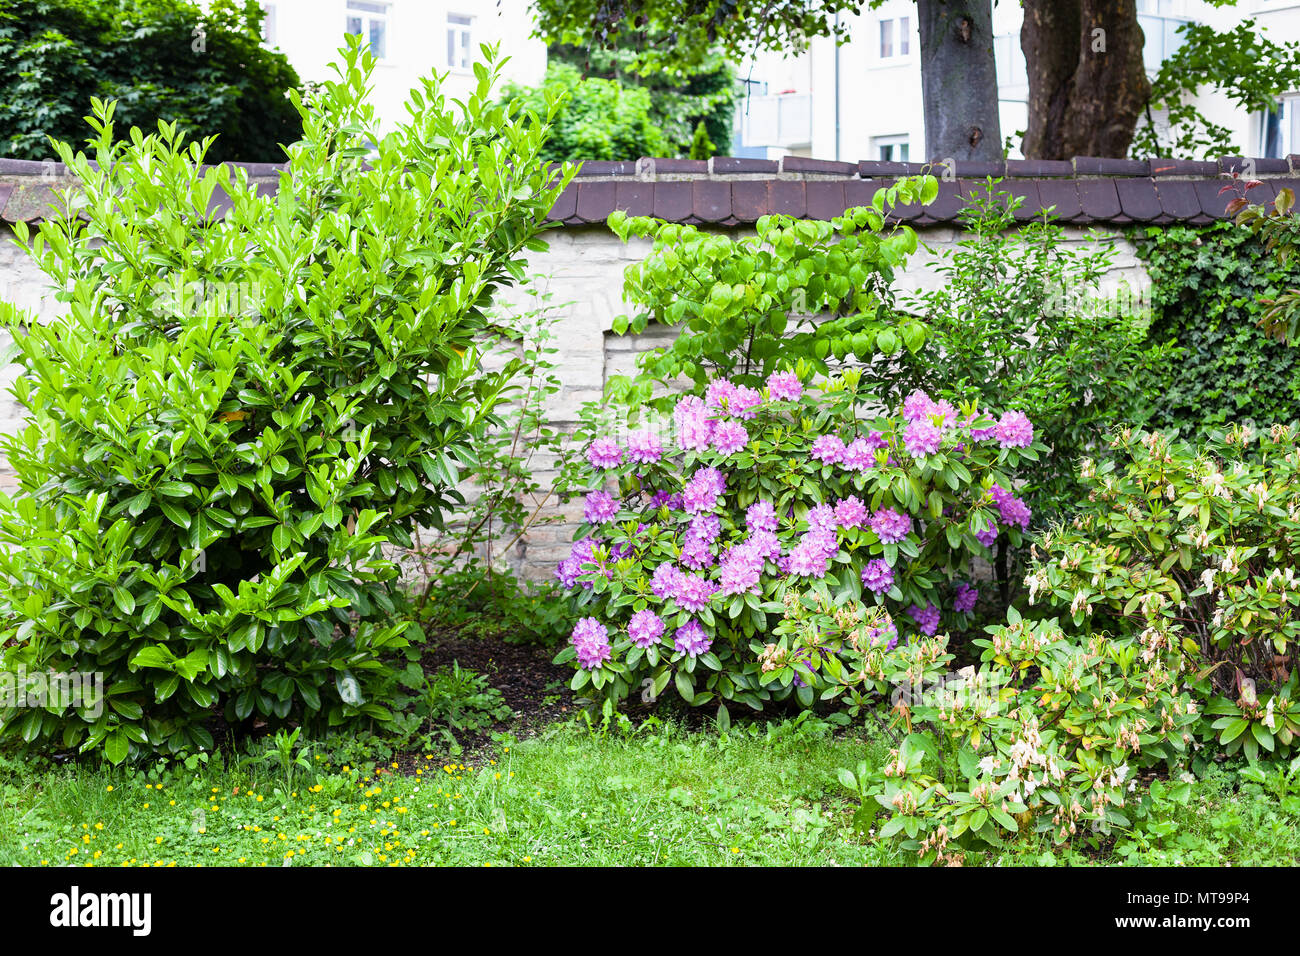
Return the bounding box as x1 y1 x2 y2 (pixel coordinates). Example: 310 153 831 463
552 366 1046 712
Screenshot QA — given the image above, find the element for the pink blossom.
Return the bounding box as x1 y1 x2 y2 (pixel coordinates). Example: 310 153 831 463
583 490 620 524
674 619 712 657
834 496 869 529
908 602 940 636
626 429 664 464
766 370 804 402
673 396 713 452
711 420 749 456
860 558 894 594
628 610 665 648
903 419 943 457
571 617 611 669
994 410 1034 449
810 435 846 464
870 507 913 544
587 438 623 469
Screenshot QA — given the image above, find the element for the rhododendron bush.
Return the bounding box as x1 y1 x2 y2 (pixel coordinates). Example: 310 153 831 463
785 604 1200 864
552 366 1046 713
1025 423 1300 763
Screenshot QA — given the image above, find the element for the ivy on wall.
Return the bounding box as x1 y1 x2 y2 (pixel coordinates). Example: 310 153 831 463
1132 220 1300 438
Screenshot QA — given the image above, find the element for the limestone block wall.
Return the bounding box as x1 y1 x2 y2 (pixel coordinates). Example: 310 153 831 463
2 152 1293 581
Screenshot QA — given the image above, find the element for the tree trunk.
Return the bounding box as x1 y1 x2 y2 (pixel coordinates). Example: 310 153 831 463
1021 0 1080 160
1021 0 1150 159
916 0 1003 163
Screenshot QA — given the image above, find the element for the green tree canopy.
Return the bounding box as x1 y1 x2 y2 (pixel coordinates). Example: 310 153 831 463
498 62 671 162
549 40 737 157
0 0 302 163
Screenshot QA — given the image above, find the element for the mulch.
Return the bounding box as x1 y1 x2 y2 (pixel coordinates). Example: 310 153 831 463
419 630 577 739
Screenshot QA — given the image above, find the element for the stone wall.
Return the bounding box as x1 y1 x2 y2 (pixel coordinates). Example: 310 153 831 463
490 222 1149 580
2 152 1292 580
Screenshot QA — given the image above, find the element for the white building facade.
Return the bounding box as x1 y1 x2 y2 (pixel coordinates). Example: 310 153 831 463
736 0 1300 162
246 0 548 131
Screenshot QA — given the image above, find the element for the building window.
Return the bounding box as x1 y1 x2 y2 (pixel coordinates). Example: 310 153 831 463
1262 96 1300 159
447 13 474 70
1136 12 1193 74
879 17 909 59
346 1 389 60
873 135 909 162
994 32 1027 89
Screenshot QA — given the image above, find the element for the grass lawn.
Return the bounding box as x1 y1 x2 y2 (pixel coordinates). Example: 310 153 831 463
2 716 1297 867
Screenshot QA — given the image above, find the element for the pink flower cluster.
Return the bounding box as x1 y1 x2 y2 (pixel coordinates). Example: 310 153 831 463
584 490 620 525
627 609 665 648
902 389 957 426
652 564 719 613
785 505 840 579
674 396 713 452
907 602 941 636
870 507 913 544
682 466 726 513
587 438 623 469
674 619 712 657
990 484 1031 530
810 432 888 472
571 617 611 669
746 499 778 533
712 420 749 456
766 371 803 402
561 373 1039 681
706 380 762 419
626 429 664 464
860 558 894 594
555 537 603 590
953 582 979 614
993 410 1034 449
681 513 721 569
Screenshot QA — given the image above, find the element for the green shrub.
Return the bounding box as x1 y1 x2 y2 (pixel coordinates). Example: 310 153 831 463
899 182 1164 550
0 0 303 163
1132 219 1300 439
604 175 935 403
1025 424 1300 763
0 39 573 762
688 120 715 160
553 367 1044 714
548 41 738 158
387 660 514 753
498 63 669 163
1229 180 1300 345
417 569 576 647
410 284 576 592
808 608 1197 864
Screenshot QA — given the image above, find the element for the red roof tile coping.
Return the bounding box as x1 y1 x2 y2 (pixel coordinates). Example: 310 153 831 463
2 155 1296 227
